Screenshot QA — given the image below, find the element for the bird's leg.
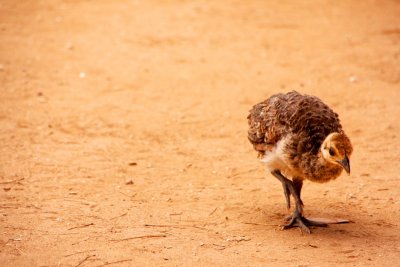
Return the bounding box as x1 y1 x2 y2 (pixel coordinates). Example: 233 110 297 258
292 178 304 207
282 182 291 210
271 170 291 210
271 170 328 234
282 178 303 221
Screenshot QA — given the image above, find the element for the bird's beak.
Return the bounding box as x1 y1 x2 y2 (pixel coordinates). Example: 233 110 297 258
339 155 350 175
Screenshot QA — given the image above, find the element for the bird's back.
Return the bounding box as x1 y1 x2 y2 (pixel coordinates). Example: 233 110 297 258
247 91 343 156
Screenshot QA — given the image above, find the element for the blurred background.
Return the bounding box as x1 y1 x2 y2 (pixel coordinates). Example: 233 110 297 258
1 1 399 266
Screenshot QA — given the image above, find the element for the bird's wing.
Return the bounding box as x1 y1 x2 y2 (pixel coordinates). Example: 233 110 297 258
247 93 291 154
248 91 343 155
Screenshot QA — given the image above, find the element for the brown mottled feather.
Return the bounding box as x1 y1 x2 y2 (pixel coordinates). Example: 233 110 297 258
248 91 351 183
248 91 341 152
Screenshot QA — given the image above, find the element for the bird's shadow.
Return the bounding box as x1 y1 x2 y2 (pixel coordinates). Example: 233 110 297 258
241 203 391 243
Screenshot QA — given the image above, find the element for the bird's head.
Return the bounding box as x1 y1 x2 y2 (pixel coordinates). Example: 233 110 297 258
321 132 353 174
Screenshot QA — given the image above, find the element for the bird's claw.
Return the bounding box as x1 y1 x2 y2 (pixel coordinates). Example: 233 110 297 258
281 209 328 234
281 217 311 234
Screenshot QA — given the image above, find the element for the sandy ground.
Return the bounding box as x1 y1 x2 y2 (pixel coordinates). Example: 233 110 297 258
1 1 400 266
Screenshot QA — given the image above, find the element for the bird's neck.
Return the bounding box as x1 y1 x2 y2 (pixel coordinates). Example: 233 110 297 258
308 153 343 183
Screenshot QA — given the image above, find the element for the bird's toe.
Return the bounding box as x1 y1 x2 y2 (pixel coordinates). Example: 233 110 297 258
281 211 329 234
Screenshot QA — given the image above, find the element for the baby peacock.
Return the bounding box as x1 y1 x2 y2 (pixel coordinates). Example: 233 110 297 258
248 91 353 233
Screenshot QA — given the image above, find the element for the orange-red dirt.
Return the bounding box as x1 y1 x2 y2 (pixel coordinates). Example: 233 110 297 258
1 1 400 266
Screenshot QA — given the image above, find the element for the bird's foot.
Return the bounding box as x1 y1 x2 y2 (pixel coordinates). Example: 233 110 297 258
281 211 328 234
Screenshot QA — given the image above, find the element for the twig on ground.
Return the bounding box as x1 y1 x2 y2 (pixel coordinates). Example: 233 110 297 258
0 178 24 184
29 204 42 210
242 222 278 227
209 207 218 216
68 223 94 230
96 259 133 266
212 243 226 250
144 224 209 231
111 234 167 242
75 254 95 267
117 191 136 198
42 232 81 236
110 213 127 220
71 236 92 245
5 226 48 233
61 198 97 206
0 205 20 209
64 249 96 258
169 212 183 216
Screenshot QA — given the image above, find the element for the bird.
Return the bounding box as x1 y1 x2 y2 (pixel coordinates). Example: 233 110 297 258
247 91 353 233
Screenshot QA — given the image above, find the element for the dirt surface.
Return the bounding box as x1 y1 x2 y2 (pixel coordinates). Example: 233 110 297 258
1 1 400 266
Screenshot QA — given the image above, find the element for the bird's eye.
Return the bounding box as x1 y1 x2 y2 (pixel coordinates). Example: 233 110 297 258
329 148 335 156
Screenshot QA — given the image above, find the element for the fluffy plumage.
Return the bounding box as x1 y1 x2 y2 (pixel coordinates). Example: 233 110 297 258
247 91 353 233
248 91 352 182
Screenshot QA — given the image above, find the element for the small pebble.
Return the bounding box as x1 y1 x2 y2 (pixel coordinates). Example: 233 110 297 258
348 76 357 83
125 179 134 185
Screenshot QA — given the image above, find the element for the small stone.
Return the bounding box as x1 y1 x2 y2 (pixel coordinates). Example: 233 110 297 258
79 72 86 78
125 179 134 185
236 236 251 242
12 236 22 241
348 76 357 83
227 236 251 242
